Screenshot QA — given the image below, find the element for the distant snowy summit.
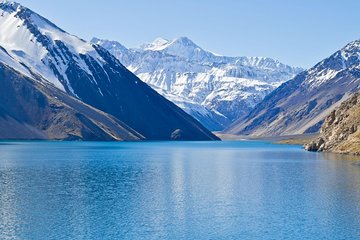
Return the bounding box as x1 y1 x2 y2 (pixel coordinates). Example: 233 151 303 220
92 36 303 130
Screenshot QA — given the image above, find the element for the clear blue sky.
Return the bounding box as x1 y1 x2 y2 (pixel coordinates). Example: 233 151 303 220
15 0 360 68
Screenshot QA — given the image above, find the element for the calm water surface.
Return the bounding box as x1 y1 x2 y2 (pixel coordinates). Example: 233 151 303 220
0 141 360 239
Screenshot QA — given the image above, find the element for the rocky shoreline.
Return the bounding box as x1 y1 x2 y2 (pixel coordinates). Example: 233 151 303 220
304 92 360 156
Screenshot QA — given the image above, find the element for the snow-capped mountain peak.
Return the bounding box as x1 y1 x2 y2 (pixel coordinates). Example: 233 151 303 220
0 1 120 93
0 0 21 11
169 36 200 49
0 1 67 35
335 39 360 70
91 37 128 53
226 38 360 137
164 36 207 58
314 39 360 71
0 1 219 140
140 37 170 51
306 39 360 88
137 36 216 61
140 36 205 52
93 36 303 130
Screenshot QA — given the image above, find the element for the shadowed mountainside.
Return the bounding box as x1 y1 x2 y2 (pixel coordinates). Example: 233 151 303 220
226 39 360 137
0 62 144 140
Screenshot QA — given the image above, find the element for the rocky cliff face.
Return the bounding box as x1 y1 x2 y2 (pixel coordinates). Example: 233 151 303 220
305 92 360 155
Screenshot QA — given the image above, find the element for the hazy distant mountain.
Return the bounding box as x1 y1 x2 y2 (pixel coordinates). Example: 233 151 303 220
92 37 302 130
0 1 218 141
226 39 360 136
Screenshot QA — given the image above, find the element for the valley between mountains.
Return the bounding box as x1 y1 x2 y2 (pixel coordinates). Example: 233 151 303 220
0 1 359 155
92 37 302 130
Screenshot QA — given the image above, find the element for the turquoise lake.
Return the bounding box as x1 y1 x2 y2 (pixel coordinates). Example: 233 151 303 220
0 141 360 239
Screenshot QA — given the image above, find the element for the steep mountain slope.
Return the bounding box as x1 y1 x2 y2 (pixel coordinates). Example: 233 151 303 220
305 92 360 155
0 60 143 140
0 1 218 140
92 37 302 130
227 39 360 136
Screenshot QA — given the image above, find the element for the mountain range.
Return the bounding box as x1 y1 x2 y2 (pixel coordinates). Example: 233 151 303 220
0 1 218 141
226 39 360 137
1 0 359 146
92 37 302 130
